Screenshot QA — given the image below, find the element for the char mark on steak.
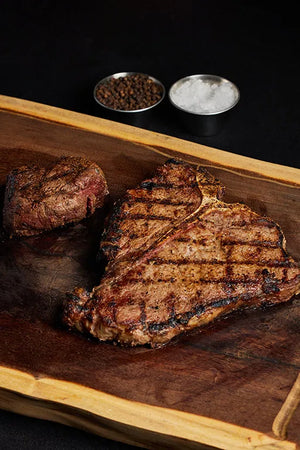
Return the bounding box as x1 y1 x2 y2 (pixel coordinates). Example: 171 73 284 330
100 158 224 262
3 156 109 237
63 159 300 347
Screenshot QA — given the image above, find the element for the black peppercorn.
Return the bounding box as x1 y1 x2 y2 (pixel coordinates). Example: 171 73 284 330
95 73 164 111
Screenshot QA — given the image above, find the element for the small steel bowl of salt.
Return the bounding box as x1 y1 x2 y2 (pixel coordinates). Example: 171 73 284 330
168 74 240 136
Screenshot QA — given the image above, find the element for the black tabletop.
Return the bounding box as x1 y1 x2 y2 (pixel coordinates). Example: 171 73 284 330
0 1 299 449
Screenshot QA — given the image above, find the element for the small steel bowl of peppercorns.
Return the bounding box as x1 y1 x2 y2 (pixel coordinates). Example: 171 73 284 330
93 72 165 125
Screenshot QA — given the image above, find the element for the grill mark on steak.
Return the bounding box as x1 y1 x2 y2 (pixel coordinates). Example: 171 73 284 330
140 301 146 330
63 159 300 347
222 240 281 248
144 258 294 267
223 243 235 295
140 181 199 189
118 277 291 285
123 213 182 221
129 198 197 206
174 237 282 248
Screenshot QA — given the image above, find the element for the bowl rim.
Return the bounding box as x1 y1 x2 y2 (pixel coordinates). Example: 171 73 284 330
93 71 166 113
168 74 240 116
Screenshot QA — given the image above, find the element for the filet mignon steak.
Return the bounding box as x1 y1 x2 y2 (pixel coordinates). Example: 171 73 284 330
3 156 108 237
63 159 300 347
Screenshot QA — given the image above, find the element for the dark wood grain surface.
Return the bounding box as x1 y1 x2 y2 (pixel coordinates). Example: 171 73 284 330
0 110 299 445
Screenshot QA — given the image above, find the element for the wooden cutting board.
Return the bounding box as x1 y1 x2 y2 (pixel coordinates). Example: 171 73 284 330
0 95 299 450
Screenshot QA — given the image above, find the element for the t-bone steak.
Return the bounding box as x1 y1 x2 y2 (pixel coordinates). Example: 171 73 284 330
3 155 108 237
63 159 300 347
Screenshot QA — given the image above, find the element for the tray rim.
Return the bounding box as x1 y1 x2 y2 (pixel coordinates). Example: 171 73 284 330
0 94 299 186
0 94 299 449
0 366 297 450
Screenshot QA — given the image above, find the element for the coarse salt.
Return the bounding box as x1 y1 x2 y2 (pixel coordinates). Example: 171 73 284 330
171 78 237 114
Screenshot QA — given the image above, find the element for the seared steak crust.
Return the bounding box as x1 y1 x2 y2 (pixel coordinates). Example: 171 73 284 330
3 156 108 237
100 158 224 262
63 159 300 347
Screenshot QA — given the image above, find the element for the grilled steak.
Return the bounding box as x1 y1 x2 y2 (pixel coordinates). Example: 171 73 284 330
3 156 108 237
63 159 300 347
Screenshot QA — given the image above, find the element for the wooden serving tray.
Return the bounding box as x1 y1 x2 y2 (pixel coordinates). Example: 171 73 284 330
0 95 299 449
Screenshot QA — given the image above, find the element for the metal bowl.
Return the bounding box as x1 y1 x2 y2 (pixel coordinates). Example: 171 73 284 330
93 72 165 126
168 74 240 136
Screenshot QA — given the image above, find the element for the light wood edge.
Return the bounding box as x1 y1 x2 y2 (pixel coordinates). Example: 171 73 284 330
273 373 300 440
0 367 297 450
0 95 299 185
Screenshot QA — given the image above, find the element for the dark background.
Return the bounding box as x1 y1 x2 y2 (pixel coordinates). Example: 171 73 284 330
0 1 299 449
